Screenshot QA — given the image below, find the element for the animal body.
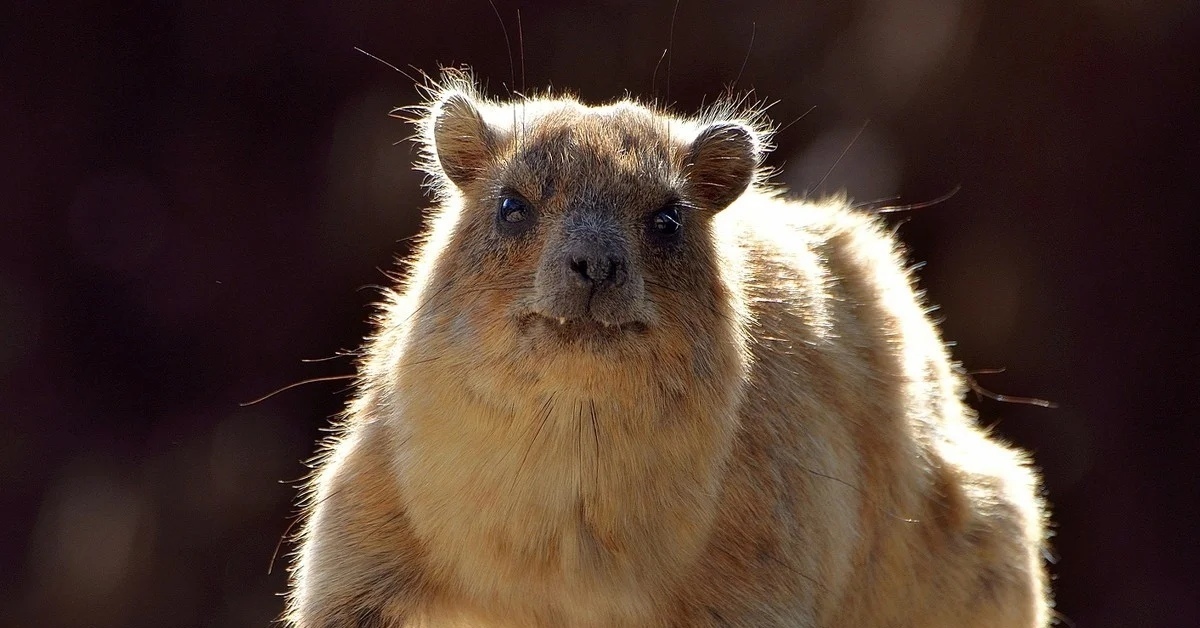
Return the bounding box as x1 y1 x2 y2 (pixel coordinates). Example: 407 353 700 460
284 72 1051 627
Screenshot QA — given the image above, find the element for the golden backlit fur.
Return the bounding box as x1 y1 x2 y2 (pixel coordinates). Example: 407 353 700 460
284 73 1051 627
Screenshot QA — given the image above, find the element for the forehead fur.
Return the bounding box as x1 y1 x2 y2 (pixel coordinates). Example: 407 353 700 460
409 69 777 197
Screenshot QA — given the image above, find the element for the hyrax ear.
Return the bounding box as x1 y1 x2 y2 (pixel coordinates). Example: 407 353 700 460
683 122 761 210
431 91 500 188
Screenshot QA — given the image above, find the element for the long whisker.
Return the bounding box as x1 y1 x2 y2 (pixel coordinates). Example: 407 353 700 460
813 119 869 195
775 105 817 136
517 8 526 94
269 483 332 575
300 352 357 363
651 48 668 102
240 375 357 407
353 47 419 83
865 185 962 214
958 365 1058 408
731 22 756 93
665 0 681 107
487 0 516 96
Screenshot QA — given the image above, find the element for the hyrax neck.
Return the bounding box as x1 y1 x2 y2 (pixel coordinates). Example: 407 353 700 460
391 350 740 615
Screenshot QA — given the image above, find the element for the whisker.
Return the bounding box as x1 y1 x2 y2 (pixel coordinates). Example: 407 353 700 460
775 105 817 136
353 47 418 84
517 8 526 94
731 22 756 93
665 0 680 107
269 503 314 575
240 375 356 407
651 49 668 102
867 185 962 215
813 119 869 195
487 0 516 97
958 365 1058 408
300 351 357 363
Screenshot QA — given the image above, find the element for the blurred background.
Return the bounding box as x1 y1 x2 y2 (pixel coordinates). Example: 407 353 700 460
2 0 1198 626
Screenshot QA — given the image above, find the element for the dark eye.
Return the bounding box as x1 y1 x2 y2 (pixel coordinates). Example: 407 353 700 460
499 196 528 223
496 193 536 236
650 204 683 237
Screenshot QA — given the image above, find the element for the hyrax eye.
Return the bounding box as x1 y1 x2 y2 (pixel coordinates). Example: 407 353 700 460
499 196 528 223
496 193 535 235
649 204 683 237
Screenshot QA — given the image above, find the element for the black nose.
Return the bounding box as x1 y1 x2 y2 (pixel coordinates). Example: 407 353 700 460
568 251 626 287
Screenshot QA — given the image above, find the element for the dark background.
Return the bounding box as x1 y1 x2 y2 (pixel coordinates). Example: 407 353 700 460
3 1 1198 626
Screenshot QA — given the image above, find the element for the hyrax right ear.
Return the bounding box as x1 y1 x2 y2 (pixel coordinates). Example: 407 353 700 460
431 91 499 188
683 122 762 211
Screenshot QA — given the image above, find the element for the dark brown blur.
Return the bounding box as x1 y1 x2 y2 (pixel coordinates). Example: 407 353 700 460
2 1 1197 626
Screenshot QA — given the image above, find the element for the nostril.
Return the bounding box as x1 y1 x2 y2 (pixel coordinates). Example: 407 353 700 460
570 257 590 281
606 256 623 282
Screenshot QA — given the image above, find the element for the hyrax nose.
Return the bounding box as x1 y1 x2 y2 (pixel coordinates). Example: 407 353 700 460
567 246 627 288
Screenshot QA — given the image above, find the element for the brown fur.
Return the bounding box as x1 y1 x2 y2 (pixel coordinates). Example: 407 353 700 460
284 72 1051 627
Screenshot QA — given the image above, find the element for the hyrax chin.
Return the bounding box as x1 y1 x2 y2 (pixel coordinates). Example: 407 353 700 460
284 72 1051 628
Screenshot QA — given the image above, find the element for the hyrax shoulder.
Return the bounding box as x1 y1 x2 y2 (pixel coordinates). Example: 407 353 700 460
284 73 1051 628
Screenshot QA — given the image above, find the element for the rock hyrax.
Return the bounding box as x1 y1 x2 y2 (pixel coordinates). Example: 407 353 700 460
284 73 1051 627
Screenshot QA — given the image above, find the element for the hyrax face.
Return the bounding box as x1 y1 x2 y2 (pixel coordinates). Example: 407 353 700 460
423 90 762 354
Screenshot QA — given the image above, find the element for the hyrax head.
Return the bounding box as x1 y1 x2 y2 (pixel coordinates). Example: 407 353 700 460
415 78 767 353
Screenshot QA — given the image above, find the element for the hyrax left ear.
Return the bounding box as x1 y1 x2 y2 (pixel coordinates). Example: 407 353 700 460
683 122 761 210
431 91 500 188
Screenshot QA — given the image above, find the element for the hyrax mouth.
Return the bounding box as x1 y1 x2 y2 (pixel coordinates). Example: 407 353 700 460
520 312 649 340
